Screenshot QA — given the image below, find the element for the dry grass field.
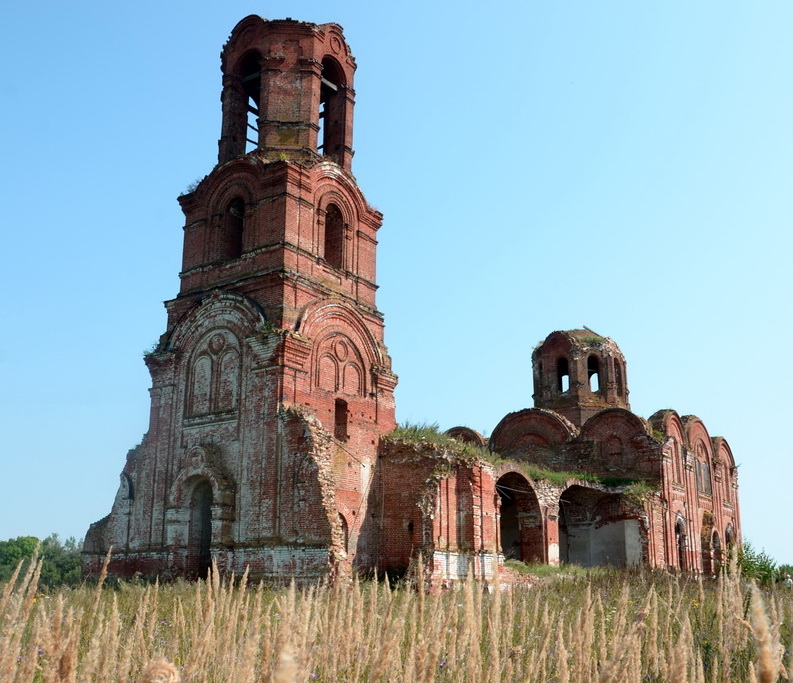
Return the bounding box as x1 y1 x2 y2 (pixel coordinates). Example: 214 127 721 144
1 554 791 682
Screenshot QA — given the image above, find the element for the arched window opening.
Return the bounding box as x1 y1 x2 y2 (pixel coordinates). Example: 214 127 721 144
240 52 261 153
725 523 735 553
324 204 344 269
557 357 570 393
587 356 600 393
701 530 713 576
189 480 213 579
218 197 245 262
675 518 687 571
334 398 348 441
695 454 712 496
614 360 624 396
339 513 349 554
712 531 723 570
318 57 345 163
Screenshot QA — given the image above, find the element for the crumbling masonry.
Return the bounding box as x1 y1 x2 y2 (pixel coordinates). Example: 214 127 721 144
83 16 741 583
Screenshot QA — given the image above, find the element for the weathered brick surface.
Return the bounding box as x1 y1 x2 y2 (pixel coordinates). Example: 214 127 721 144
83 19 739 584
84 18 395 583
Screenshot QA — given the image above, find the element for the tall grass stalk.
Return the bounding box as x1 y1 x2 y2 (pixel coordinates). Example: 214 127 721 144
1 561 791 682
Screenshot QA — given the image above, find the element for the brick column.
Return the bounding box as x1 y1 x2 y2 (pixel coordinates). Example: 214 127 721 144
544 504 560 566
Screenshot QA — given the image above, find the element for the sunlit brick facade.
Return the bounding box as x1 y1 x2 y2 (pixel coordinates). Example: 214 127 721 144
84 17 739 583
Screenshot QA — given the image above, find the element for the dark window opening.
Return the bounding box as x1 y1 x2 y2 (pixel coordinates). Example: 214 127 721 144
318 57 345 163
324 203 344 269
220 197 245 261
240 52 261 153
675 519 687 570
334 398 348 441
557 357 570 393
587 355 600 393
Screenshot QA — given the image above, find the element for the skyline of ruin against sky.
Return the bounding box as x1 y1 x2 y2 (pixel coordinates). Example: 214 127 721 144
0 1 791 564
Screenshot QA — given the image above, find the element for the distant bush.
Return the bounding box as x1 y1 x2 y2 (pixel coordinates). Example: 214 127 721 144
738 541 777 585
0 534 82 588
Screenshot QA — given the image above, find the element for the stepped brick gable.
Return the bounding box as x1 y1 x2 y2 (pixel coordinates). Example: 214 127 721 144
84 18 740 583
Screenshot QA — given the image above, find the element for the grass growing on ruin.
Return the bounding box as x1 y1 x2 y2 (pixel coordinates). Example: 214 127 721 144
387 421 492 462
3 554 793 682
386 423 655 493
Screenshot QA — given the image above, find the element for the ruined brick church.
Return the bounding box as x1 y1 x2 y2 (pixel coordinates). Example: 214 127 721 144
83 16 741 583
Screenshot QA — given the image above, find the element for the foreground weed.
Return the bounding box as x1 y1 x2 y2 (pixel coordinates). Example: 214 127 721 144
1 559 792 682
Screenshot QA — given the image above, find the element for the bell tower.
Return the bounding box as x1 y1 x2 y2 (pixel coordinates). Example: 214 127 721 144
532 329 629 428
217 17 355 169
84 17 397 581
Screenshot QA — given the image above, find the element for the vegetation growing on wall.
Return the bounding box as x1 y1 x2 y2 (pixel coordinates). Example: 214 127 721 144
387 423 659 493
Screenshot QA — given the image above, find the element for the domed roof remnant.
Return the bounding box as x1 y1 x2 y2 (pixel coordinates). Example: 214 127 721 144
532 328 630 428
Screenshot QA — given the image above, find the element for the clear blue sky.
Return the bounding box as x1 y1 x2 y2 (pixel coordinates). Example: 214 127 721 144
1 1 791 565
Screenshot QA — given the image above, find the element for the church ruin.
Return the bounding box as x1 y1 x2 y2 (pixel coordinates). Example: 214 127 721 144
83 16 741 583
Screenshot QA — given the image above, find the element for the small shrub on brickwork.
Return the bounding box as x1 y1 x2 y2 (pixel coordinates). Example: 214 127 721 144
180 178 202 196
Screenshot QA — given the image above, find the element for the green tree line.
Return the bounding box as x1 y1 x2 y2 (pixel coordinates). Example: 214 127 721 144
0 535 82 587
0 534 790 588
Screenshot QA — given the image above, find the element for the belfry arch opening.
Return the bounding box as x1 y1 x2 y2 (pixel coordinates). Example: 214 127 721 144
557 357 570 393
318 57 345 163
189 479 213 578
239 51 261 153
587 356 600 393
496 472 543 563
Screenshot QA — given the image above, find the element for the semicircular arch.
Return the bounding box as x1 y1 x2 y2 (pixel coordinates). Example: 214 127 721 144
165 290 266 352
490 408 576 453
580 408 650 441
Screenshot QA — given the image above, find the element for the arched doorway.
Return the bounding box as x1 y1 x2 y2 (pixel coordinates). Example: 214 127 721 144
189 479 213 578
560 486 641 567
496 472 543 563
